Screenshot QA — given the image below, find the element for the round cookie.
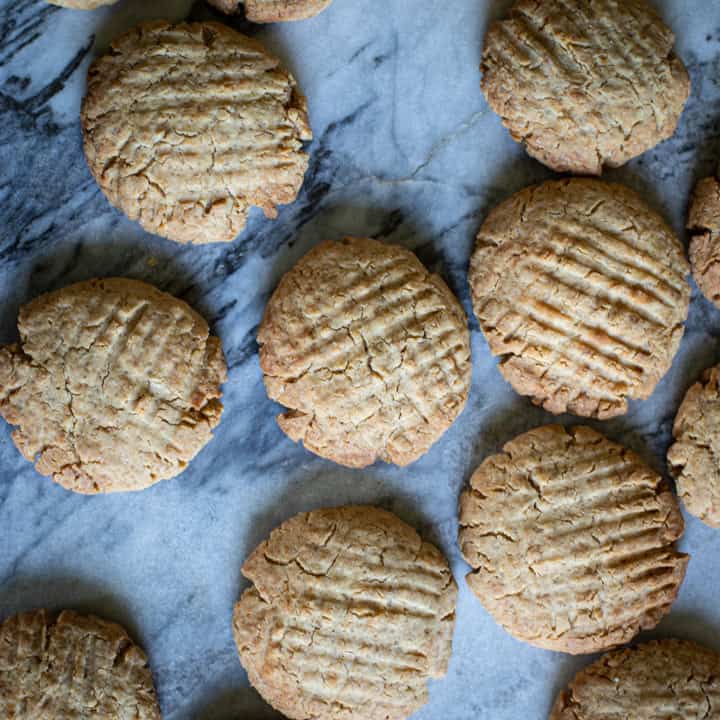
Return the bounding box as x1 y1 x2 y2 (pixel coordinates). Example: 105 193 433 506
481 0 690 175
0 278 226 494
550 639 720 719
258 237 472 468
0 609 161 719
233 505 457 720
48 0 118 8
688 174 720 308
469 179 690 419
458 425 688 654
81 21 312 245
208 0 332 22
667 364 720 528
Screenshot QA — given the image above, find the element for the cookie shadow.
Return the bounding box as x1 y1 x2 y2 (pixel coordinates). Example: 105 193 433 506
645 612 720 653
0 572 145 648
189 686 283 720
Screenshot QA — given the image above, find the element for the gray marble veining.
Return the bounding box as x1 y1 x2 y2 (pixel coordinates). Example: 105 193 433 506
1 0 720 718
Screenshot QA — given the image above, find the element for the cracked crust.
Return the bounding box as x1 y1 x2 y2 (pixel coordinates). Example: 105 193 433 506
258 237 472 468
81 21 312 245
0 278 227 494
48 0 118 8
0 609 161 719
207 0 332 22
469 179 690 419
482 0 690 174
550 639 720 719
458 425 688 654
232 505 457 720
667 364 720 528
688 175 720 308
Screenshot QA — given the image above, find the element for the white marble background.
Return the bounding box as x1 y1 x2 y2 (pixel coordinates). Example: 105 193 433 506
1 0 720 718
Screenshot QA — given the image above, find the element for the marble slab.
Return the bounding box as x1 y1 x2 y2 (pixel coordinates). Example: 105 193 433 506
1 0 720 718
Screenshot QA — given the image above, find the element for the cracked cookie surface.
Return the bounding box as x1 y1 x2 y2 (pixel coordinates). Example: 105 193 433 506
81 21 312 245
0 278 226 494
667 364 720 528
208 0 332 22
688 174 720 308
232 505 457 720
481 0 690 174
459 425 688 654
469 178 689 419
0 609 161 719
550 639 720 719
258 237 472 468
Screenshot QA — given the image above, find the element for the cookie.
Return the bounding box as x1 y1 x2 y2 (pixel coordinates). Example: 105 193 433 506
81 21 312 245
481 0 690 174
667 364 720 528
688 174 720 308
258 237 471 468
459 425 688 654
469 179 689 419
48 0 118 8
550 639 720 719
0 609 161 719
208 0 332 22
0 278 226 494
233 505 457 720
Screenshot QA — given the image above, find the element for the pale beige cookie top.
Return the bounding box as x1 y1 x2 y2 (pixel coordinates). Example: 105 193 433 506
233 505 457 720
688 174 720 308
469 179 690 419
482 0 690 174
550 639 720 719
667 364 720 528
81 21 312 245
0 609 161 719
0 278 226 494
258 237 472 468
48 0 118 8
459 425 688 655
208 0 332 22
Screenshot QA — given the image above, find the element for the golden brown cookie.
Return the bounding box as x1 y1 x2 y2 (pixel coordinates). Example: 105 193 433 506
0 278 226 494
258 237 472 468
208 0 332 21
459 425 688 654
0 609 161 719
550 639 720 719
469 179 690 419
667 364 720 528
688 174 720 308
81 21 312 245
481 0 690 174
233 505 457 720
48 0 118 7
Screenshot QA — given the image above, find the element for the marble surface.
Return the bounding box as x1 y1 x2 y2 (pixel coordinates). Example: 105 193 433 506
1 0 720 717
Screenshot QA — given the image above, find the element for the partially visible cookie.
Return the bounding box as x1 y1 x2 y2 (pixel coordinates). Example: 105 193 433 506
48 0 118 7
481 0 690 174
0 278 226 494
0 609 161 719
688 174 720 308
550 639 720 719
469 179 690 419
459 425 688 654
258 237 472 468
208 0 332 21
233 505 457 720
668 364 720 528
81 21 312 244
